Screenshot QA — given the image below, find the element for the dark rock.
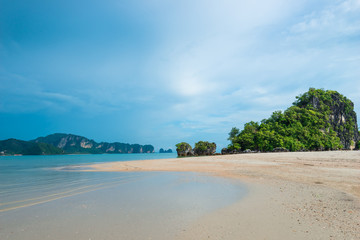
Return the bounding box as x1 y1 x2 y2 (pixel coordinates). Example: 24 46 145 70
221 148 242 155
273 147 289 152
221 148 229 155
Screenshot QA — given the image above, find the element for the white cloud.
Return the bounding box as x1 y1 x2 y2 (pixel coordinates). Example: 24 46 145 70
289 0 360 43
147 0 360 146
1 0 359 148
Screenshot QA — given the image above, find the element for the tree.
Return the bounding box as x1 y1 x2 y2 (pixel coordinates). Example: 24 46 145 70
228 127 240 142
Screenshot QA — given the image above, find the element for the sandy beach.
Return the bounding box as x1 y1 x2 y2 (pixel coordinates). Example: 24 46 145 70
86 151 360 240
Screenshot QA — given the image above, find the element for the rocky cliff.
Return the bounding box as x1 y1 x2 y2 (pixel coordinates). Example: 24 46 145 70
225 88 359 152
294 88 359 149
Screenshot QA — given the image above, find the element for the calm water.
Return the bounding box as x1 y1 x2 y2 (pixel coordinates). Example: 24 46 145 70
0 153 247 239
0 153 177 208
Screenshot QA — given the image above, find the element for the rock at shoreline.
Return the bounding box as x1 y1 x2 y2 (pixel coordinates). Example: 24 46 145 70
272 147 289 152
176 141 217 157
193 141 216 156
176 142 194 157
221 148 242 154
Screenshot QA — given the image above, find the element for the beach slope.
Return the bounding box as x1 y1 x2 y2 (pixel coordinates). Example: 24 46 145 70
86 151 360 239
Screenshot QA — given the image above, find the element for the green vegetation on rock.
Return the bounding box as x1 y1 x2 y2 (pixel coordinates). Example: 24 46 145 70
176 142 193 157
194 141 216 156
227 88 359 152
175 142 192 152
176 141 217 157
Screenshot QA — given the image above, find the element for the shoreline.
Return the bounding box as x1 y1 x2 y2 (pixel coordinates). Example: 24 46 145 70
84 151 360 239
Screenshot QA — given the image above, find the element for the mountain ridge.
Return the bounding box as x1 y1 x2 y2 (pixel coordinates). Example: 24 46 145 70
0 133 154 155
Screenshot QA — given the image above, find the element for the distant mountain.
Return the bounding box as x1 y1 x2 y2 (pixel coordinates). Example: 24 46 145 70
33 133 155 154
0 138 64 155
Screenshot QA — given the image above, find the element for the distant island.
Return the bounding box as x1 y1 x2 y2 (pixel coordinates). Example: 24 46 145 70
159 148 173 153
0 133 154 156
176 88 360 157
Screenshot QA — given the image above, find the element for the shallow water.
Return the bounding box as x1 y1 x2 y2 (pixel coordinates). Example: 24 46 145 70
0 154 247 239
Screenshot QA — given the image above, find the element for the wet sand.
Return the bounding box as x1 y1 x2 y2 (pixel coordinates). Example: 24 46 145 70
87 151 360 240
0 172 246 240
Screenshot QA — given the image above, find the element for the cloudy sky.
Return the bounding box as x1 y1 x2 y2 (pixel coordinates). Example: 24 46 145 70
1 0 360 151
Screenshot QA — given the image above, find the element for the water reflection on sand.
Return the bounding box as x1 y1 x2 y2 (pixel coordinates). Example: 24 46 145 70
0 155 246 240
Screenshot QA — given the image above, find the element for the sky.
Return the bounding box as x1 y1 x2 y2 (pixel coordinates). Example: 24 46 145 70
1 0 360 151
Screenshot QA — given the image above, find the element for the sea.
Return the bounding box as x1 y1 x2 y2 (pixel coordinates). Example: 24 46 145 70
0 153 247 240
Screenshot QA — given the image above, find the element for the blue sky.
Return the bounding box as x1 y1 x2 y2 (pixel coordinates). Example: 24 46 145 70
1 0 360 151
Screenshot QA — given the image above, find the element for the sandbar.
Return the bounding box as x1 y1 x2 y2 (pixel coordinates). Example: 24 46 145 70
86 151 360 239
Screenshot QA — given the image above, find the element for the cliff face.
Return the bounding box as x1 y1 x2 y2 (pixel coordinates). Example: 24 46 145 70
33 133 155 154
35 134 95 151
295 88 359 149
327 97 359 149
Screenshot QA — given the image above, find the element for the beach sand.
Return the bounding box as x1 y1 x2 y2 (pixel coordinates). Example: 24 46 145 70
87 151 360 240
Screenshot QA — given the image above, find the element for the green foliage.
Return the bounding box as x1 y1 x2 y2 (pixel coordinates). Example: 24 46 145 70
228 127 240 142
37 142 64 155
228 88 355 152
176 142 192 152
293 88 357 148
227 143 241 151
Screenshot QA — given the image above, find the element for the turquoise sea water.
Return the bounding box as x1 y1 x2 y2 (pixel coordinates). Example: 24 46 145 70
0 153 247 239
